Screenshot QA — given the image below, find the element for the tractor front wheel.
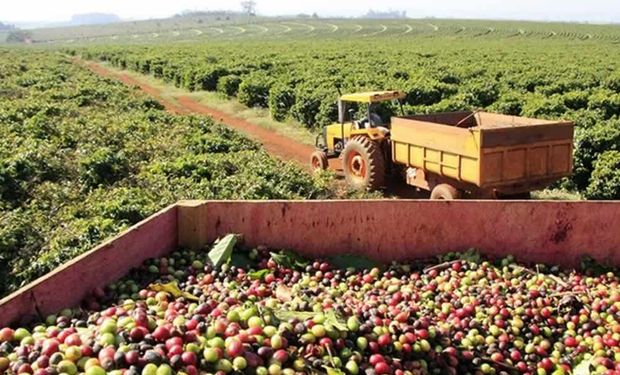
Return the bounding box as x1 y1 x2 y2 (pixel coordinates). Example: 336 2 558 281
310 151 328 171
342 136 385 191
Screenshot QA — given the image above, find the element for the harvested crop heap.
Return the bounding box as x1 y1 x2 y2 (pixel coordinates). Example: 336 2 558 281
0 238 619 375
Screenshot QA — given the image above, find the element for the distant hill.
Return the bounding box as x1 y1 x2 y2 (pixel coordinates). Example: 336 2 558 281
12 13 121 30
70 13 121 26
0 21 16 31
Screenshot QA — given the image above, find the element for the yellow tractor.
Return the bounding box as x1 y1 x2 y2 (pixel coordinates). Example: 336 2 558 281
311 90 406 190
312 90 575 199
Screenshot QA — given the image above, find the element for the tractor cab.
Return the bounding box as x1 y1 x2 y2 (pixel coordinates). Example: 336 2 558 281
311 90 406 171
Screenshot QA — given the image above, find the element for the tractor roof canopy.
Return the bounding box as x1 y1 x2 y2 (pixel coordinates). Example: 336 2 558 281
340 90 406 104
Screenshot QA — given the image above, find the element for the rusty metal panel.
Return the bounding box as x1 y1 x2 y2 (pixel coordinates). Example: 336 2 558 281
481 151 503 183
528 146 549 177
551 144 572 174
404 111 476 127
504 148 527 180
481 123 574 148
391 117 480 158
480 141 573 188
199 200 620 269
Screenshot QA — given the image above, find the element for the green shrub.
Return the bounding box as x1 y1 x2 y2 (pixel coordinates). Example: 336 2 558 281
79 147 130 188
460 80 499 107
181 68 197 91
196 67 229 91
585 150 620 199
237 73 272 108
315 98 339 128
268 84 295 122
588 90 620 119
603 73 620 93
403 78 452 106
290 87 323 127
521 95 568 119
489 92 523 115
216 75 242 97
563 91 590 111
572 120 620 190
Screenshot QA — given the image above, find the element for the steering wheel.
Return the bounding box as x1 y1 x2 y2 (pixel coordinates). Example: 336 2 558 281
358 113 383 129
369 113 383 126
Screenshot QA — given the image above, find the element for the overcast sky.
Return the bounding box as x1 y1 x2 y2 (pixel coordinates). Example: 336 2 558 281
3 0 620 24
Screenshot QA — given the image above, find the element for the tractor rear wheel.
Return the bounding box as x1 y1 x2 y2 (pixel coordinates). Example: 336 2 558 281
430 184 462 200
310 151 328 171
342 136 385 191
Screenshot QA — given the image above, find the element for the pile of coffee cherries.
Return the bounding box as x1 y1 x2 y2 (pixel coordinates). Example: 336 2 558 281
1 246 618 375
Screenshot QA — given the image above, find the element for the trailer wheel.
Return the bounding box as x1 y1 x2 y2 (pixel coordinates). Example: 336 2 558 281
342 136 385 190
430 184 462 200
310 151 328 171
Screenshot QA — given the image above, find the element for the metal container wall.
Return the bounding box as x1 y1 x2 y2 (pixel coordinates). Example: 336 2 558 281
1 200 619 327
390 113 574 192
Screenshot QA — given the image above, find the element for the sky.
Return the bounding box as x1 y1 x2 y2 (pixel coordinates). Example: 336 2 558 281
2 0 620 24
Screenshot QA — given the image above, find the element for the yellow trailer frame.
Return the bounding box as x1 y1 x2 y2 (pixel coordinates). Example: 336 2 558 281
390 112 574 197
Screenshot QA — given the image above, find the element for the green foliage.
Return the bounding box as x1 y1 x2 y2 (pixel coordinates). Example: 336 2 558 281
290 87 323 127
0 50 330 297
237 73 272 108
268 84 295 122
585 151 620 200
196 67 229 91
6 30 32 43
216 75 242 97
563 91 590 111
488 92 523 115
604 73 620 93
77 29 620 195
208 234 239 267
588 89 620 119
80 147 130 188
521 94 568 118
402 77 451 106
573 120 620 191
459 80 499 107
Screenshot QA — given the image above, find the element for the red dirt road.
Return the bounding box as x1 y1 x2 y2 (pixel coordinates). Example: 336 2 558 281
77 60 421 197
175 96 318 166
78 60 315 166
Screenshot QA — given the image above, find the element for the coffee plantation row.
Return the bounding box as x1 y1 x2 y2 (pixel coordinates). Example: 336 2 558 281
75 36 620 199
0 49 331 298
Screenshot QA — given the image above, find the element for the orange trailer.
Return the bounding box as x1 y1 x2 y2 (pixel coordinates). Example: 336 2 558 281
391 112 574 199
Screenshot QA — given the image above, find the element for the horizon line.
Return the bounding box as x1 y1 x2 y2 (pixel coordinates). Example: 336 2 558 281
4 12 620 29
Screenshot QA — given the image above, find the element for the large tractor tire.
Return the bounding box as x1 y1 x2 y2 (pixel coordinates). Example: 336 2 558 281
430 184 462 200
342 136 386 191
310 151 328 172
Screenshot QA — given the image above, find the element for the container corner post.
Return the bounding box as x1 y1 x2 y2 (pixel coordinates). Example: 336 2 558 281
177 200 209 250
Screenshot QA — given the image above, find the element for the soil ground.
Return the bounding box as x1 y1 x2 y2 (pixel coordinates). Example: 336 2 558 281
80 60 315 166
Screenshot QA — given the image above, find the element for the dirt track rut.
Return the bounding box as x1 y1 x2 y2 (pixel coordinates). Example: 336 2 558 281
79 60 315 167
